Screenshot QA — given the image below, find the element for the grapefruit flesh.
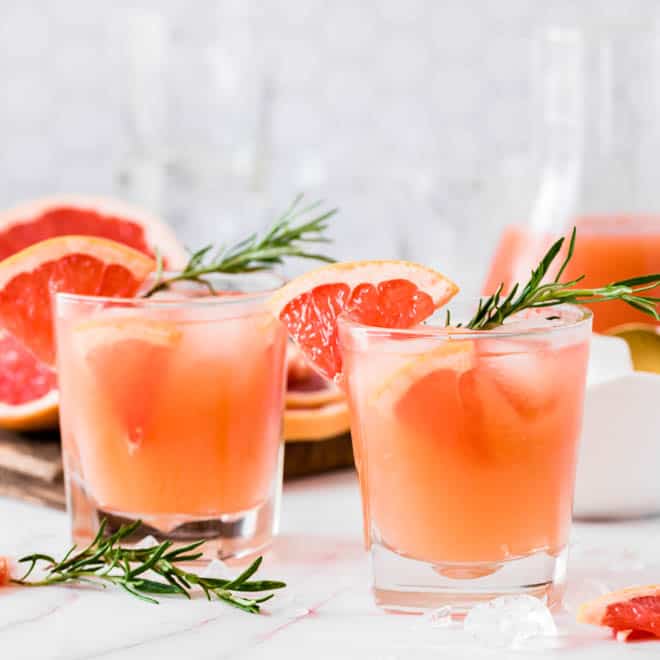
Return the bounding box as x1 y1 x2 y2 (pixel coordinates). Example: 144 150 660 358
0 236 155 367
0 197 184 430
269 260 459 381
0 331 58 430
578 585 660 640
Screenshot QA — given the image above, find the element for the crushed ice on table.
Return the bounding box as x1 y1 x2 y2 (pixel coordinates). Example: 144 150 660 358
421 605 454 629
133 535 159 549
464 595 557 649
201 558 230 579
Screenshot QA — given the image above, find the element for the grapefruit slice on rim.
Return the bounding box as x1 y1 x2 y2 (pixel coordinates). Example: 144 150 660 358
269 260 459 381
578 584 660 640
0 196 185 431
0 236 156 368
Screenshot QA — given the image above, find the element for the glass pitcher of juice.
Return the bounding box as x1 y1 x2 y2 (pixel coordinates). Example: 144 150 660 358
484 24 660 333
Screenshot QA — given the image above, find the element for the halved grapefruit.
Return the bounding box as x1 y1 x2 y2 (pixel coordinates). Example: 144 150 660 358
0 197 182 431
0 196 185 266
269 260 459 381
578 584 660 640
0 236 155 370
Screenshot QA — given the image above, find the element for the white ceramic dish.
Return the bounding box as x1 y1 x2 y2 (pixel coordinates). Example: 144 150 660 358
573 335 660 519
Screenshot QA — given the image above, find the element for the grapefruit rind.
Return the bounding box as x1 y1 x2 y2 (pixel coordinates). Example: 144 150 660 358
284 400 351 441
370 341 475 410
0 390 59 431
268 260 459 318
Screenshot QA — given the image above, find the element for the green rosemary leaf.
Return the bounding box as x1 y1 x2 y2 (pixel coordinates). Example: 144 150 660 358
143 195 337 297
460 227 660 329
222 557 262 591
11 518 285 613
612 273 660 287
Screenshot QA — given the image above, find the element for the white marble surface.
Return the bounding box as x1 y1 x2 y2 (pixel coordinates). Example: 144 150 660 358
1 470 660 659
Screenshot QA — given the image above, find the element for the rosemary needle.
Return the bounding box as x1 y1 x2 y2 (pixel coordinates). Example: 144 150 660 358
11 519 286 613
143 194 337 297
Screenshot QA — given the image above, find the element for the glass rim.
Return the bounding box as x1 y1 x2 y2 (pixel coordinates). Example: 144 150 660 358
54 271 285 308
337 303 593 340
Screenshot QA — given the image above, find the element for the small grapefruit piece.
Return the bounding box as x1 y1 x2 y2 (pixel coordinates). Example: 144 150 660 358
74 318 181 452
577 584 660 639
0 236 156 366
269 260 459 381
0 556 10 586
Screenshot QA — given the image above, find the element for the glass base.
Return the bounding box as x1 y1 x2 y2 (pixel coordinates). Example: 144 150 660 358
371 542 567 614
66 471 280 560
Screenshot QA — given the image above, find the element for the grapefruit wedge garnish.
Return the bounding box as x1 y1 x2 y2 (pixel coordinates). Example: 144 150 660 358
0 236 155 367
0 196 184 431
578 584 660 641
269 260 459 381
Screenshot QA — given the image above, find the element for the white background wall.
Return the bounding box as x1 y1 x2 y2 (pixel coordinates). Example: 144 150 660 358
1 0 658 295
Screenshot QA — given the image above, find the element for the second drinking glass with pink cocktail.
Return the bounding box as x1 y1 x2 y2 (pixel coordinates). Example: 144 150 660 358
339 305 591 612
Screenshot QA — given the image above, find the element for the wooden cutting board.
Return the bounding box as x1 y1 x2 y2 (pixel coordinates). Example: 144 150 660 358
0 429 353 511
0 429 65 509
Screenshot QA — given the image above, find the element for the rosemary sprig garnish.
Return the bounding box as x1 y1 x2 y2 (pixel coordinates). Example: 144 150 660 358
462 228 660 330
143 194 337 297
11 519 285 613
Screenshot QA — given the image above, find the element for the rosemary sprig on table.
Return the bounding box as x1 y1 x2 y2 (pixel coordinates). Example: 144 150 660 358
143 194 337 297
11 519 285 613
462 228 660 330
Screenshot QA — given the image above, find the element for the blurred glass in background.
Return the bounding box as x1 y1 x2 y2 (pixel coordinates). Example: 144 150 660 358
485 19 660 331
116 5 272 249
1 1 659 296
